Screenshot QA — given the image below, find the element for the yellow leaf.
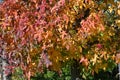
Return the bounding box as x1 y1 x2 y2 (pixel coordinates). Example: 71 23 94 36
79 46 82 53
118 9 120 15
91 54 98 65
94 66 99 73
116 20 120 28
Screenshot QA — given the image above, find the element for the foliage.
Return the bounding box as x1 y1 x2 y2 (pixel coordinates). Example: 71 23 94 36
0 0 120 79
11 67 25 80
12 64 71 80
11 63 117 80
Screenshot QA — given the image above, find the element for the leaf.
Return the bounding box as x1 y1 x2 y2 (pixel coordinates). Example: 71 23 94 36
116 54 120 63
79 46 82 53
0 0 119 79
73 5 79 13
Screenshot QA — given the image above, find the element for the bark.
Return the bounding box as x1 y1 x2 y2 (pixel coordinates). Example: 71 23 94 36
71 60 82 80
1 58 8 80
1 55 11 80
1 44 11 80
118 63 120 80
0 57 2 80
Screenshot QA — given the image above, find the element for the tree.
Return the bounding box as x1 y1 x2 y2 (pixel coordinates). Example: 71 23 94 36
0 0 120 80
